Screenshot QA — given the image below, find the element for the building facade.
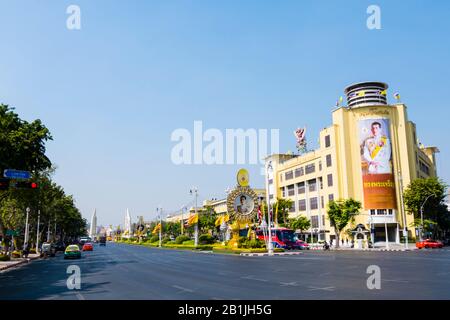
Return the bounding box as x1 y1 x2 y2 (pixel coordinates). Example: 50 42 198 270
265 82 439 245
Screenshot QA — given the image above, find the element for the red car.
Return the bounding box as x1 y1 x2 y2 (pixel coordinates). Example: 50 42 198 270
416 239 443 249
82 242 94 251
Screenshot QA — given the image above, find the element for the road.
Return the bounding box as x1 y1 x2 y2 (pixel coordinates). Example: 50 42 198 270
1 243 449 300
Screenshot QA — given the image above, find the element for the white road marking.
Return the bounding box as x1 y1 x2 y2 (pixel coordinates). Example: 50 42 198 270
279 281 300 287
307 286 335 291
241 275 268 282
172 285 194 293
76 292 85 300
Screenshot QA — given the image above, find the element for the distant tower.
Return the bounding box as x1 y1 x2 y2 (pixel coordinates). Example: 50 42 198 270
124 209 132 238
89 209 97 239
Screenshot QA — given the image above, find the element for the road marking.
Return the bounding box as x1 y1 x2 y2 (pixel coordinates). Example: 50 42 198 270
172 285 194 293
76 292 85 300
279 281 300 287
382 279 409 283
241 275 268 282
307 286 335 291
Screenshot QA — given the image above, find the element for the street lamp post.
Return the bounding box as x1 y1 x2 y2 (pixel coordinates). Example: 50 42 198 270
266 162 274 256
36 210 40 254
23 207 30 251
420 193 436 241
190 188 199 247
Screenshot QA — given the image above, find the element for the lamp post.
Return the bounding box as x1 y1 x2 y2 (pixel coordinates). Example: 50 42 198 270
266 162 274 256
36 210 40 254
420 193 436 241
23 207 30 251
190 188 199 247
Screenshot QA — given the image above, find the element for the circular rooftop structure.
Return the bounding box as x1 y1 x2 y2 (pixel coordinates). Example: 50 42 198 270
344 81 388 108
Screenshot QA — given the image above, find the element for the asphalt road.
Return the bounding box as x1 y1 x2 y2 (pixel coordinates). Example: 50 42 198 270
1 243 449 300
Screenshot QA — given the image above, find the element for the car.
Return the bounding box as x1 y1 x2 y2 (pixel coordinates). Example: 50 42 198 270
41 242 56 257
82 242 93 251
416 239 444 249
55 242 66 252
99 236 106 246
296 240 310 250
64 245 82 259
79 237 92 246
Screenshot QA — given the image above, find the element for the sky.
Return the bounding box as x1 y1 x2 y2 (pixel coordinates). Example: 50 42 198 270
1 0 449 226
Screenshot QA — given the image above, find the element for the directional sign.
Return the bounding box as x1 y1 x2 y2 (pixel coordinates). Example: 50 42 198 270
3 169 31 180
6 230 19 236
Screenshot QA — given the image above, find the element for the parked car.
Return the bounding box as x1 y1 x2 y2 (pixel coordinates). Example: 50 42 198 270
55 242 66 252
416 239 443 249
64 245 82 259
41 242 56 257
82 242 94 251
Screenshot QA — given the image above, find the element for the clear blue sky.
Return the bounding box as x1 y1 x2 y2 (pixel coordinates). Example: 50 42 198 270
1 0 449 226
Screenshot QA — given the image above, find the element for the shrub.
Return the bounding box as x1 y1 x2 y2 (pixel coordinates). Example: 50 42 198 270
175 235 190 244
198 234 215 245
161 236 172 244
0 254 11 261
182 240 195 245
245 239 265 249
149 235 160 243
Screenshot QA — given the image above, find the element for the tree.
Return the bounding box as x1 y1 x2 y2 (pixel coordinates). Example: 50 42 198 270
327 198 361 248
273 198 293 226
290 216 311 234
403 178 448 239
198 206 218 234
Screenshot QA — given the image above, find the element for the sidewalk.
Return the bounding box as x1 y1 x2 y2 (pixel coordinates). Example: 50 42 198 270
0 253 40 272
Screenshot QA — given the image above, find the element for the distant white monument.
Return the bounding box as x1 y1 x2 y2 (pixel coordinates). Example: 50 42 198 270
89 209 97 239
124 208 132 238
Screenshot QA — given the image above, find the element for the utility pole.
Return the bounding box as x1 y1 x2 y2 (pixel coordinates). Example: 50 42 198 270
23 207 30 251
398 171 408 249
190 188 199 247
36 210 40 254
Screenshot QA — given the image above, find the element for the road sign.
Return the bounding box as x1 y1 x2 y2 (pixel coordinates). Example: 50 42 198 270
3 169 31 180
6 230 19 236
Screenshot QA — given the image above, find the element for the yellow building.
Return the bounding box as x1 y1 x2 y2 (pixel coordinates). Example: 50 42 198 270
265 82 438 246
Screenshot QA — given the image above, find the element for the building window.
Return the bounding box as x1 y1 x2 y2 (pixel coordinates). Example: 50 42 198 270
328 194 334 202
321 196 324 209
295 167 304 178
280 174 283 182
388 209 393 215
377 209 387 215
287 185 295 197
326 154 332 167
285 171 294 180
268 179 273 185
325 135 331 148
319 177 323 189
289 202 296 212
305 164 315 174
370 209 376 215
281 187 285 198
419 160 430 175
310 197 318 210
319 161 322 171
269 194 274 199
308 179 317 192
298 199 306 211
311 215 319 228
322 215 325 226
297 182 305 194
327 174 333 187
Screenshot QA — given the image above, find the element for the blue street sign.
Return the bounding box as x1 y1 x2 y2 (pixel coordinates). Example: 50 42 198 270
3 169 31 179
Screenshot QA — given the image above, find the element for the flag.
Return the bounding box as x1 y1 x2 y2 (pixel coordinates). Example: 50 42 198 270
215 215 223 227
257 206 262 222
152 223 161 235
394 92 401 100
187 213 199 226
357 90 365 97
223 214 230 223
380 89 387 96
247 226 252 238
275 201 279 226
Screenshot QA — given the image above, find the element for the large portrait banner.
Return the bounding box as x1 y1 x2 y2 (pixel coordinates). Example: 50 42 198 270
358 118 397 209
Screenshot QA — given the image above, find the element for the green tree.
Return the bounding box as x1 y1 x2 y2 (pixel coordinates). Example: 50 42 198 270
327 198 362 248
290 215 311 235
198 206 217 234
403 178 448 238
273 198 293 226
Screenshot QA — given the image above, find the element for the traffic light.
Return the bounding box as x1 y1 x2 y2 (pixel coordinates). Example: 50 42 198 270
15 181 38 189
0 178 10 190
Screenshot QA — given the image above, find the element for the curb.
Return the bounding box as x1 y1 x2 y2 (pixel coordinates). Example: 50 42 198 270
240 252 303 257
0 255 40 272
